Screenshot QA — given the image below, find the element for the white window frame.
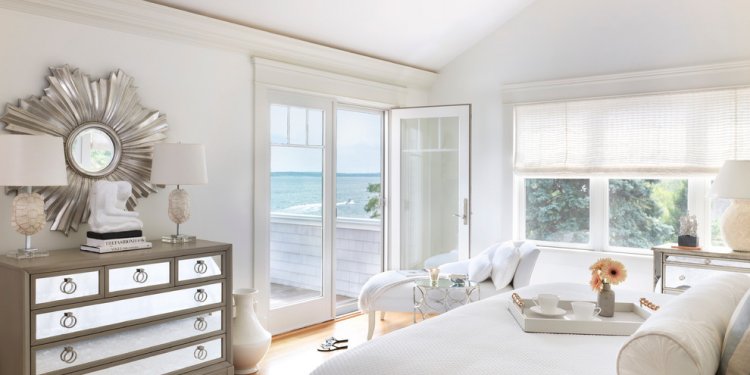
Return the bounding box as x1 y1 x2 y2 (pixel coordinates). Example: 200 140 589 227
506 60 750 255
513 176 714 255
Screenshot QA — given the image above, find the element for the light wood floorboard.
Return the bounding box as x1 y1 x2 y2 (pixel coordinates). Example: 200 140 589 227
256 312 414 375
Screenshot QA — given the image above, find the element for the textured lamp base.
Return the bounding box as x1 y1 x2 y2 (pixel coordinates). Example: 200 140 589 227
161 234 197 243
722 199 750 252
6 248 49 259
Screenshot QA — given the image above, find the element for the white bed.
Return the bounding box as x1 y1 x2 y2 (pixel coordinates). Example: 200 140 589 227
312 282 675 375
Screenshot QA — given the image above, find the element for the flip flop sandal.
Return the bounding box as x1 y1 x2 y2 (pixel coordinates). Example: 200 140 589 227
317 343 348 352
324 336 349 345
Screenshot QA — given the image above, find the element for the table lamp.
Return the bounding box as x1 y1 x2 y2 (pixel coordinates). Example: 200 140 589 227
150 143 207 243
711 160 750 252
0 135 68 258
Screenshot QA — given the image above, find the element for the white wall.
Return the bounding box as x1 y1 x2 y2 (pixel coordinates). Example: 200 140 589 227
0 8 255 289
429 0 750 287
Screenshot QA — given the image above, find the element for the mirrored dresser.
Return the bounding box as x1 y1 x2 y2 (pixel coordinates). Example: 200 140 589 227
652 244 750 294
0 239 233 375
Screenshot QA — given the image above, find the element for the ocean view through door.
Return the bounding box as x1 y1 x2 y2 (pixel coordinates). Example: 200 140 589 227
266 92 333 334
257 88 385 333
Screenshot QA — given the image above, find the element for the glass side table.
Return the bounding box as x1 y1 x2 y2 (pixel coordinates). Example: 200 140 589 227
412 278 480 323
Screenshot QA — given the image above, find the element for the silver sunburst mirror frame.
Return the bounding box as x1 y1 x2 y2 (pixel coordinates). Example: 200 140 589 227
0 65 168 235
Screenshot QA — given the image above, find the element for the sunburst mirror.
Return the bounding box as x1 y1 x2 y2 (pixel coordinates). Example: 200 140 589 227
0 65 168 235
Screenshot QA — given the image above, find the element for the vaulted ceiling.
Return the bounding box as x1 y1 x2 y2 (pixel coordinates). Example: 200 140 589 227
147 0 535 72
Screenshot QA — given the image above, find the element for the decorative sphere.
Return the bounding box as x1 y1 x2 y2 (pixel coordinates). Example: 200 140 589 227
11 192 46 235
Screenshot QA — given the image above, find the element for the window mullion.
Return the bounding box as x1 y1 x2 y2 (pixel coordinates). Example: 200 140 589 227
688 178 711 247
513 176 525 240
589 177 608 251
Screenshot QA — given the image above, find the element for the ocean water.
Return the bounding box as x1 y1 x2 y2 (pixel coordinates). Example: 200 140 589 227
271 172 381 219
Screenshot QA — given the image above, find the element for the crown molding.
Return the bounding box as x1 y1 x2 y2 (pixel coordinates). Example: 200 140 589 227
253 58 408 107
503 60 750 103
0 0 438 89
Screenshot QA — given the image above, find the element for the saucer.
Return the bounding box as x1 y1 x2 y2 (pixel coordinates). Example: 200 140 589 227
564 315 602 322
529 305 567 317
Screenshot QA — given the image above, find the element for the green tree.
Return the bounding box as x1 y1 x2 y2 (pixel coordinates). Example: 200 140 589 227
609 180 675 248
525 179 590 243
364 182 381 219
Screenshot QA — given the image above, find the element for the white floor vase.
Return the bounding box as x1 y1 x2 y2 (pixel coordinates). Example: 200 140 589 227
232 289 272 374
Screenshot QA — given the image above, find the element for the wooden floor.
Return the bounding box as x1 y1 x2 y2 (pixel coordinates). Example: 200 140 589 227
256 312 414 375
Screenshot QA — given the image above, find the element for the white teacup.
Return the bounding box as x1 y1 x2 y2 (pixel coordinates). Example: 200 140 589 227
571 301 602 320
533 293 559 313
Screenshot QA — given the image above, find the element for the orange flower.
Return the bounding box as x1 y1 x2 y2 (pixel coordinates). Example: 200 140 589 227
589 272 603 291
601 259 627 285
589 258 608 272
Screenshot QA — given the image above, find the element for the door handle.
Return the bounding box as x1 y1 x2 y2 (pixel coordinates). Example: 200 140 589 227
453 198 469 225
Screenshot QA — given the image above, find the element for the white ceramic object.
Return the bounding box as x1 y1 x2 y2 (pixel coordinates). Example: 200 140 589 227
233 289 271 374
11 192 45 235
533 293 559 314
571 301 602 320
88 181 143 233
721 199 750 251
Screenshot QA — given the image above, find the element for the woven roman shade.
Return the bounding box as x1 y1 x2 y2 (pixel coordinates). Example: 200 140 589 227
514 87 750 176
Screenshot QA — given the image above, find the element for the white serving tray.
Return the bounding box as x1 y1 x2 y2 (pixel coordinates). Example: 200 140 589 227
508 294 651 336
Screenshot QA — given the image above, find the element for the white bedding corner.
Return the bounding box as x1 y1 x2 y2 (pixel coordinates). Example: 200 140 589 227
312 283 674 375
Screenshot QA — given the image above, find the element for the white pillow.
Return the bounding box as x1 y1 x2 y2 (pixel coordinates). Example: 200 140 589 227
490 243 521 290
439 260 469 275
719 288 750 375
467 251 492 282
617 274 750 375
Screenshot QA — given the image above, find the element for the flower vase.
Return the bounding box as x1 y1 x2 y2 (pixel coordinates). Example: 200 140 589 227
232 289 272 374
597 282 615 317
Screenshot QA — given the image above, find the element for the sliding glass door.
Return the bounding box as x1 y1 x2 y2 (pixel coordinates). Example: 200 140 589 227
264 92 333 333
255 90 385 333
334 107 384 315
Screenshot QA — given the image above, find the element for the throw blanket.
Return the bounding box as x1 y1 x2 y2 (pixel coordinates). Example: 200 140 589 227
358 270 426 311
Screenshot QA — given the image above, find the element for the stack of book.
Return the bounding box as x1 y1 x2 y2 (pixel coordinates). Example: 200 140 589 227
80 230 153 253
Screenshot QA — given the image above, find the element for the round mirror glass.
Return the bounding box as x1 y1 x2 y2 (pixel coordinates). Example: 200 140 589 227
70 128 115 173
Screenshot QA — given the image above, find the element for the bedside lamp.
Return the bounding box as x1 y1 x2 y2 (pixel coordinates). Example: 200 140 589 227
0 135 68 258
711 160 750 252
150 143 207 243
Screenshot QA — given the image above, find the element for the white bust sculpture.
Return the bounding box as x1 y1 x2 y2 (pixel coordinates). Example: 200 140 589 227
88 180 143 233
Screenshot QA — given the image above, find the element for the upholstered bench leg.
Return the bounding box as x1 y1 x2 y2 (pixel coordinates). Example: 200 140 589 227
367 311 376 340
380 311 386 321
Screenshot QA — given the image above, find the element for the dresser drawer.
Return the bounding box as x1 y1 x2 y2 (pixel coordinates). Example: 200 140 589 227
32 269 103 308
106 259 173 297
176 253 224 284
85 336 225 375
33 309 223 375
663 265 746 292
33 282 223 344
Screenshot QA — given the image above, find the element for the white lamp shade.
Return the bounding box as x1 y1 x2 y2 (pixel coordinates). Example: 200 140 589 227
711 160 750 199
0 135 68 186
150 143 208 185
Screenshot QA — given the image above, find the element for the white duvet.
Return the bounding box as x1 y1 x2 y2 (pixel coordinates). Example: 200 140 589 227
312 283 674 375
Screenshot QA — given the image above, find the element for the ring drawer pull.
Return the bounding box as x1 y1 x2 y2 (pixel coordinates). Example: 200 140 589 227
133 268 149 284
60 346 77 364
194 260 208 274
194 289 208 302
679 275 686 281
59 278 77 295
60 312 77 329
194 345 208 360
194 317 208 331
